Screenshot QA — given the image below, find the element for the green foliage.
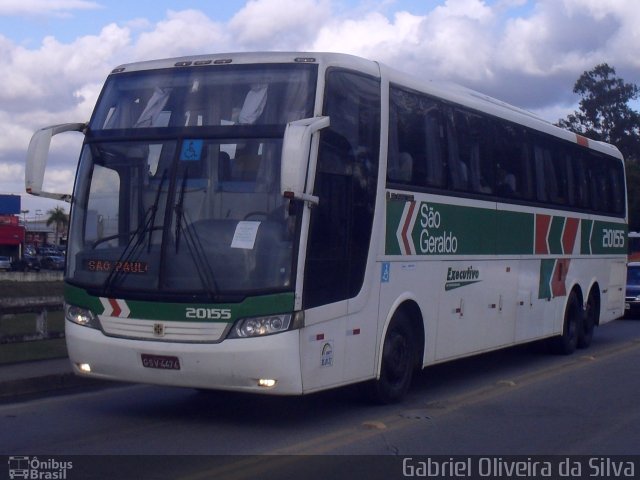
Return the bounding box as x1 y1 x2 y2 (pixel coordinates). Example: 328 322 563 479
557 63 640 229
557 64 640 162
626 162 640 231
46 206 69 245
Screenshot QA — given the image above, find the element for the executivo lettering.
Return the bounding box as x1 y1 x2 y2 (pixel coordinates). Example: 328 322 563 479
445 265 481 291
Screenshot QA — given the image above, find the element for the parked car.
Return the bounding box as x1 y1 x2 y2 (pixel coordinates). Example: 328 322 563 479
41 255 65 270
11 255 41 272
625 262 640 318
0 256 11 271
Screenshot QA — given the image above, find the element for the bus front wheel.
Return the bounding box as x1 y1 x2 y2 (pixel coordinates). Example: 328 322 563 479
368 312 415 404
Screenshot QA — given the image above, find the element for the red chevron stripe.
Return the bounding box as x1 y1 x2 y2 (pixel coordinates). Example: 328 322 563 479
551 259 570 297
401 201 416 255
562 218 579 254
109 298 121 317
535 214 551 254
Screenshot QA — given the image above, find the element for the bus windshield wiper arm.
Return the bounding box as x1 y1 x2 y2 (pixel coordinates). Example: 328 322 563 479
173 169 220 298
174 169 188 252
147 169 167 252
102 169 167 294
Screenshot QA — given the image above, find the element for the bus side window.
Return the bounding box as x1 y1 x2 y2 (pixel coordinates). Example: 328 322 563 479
589 159 616 213
424 113 445 188
609 161 626 215
570 150 589 208
446 108 492 195
305 69 380 308
387 86 445 189
445 109 468 191
585 158 601 211
491 120 533 200
534 143 563 204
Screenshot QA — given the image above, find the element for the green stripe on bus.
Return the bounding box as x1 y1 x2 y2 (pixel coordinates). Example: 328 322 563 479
538 259 555 299
64 284 295 322
548 216 565 255
496 210 534 254
386 197 625 256
581 220 593 255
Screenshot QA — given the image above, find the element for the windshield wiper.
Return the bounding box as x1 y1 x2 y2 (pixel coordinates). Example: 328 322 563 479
102 169 167 295
147 169 167 252
174 169 188 253
173 168 220 298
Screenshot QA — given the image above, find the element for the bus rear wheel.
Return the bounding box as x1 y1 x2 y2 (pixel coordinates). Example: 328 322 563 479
551 291 580 355
367 312 415 404
578 291 598 349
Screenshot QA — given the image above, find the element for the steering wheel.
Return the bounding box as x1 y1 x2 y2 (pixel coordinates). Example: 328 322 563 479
243 211 269 221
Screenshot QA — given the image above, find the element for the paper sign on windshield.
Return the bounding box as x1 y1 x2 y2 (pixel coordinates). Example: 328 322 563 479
231 221 260 249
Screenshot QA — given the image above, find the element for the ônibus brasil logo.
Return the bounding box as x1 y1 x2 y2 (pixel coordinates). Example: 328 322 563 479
396 201 458 255
8 456 72 479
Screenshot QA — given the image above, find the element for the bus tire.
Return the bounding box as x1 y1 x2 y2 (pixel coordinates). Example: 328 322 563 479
551 291 580 355
368 312 415 404
578 291 598 349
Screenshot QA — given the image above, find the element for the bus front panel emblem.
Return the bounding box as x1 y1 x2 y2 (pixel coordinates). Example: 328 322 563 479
153 323 165 337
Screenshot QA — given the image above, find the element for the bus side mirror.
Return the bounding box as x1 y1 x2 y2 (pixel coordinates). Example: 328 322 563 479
25 122 86 203
280 116 330 205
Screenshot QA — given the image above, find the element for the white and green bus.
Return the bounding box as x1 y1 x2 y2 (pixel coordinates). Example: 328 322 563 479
26 52 627 403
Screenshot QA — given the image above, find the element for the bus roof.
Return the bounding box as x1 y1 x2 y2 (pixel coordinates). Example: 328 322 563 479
109 51 623 161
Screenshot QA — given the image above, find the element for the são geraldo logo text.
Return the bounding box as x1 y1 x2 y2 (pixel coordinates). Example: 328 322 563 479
396 201 458 255
418 203 458 254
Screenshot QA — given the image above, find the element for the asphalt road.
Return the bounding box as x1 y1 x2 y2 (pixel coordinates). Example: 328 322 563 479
2 318 639 479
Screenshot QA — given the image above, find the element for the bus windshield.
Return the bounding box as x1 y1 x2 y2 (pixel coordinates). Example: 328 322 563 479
66 64 317 301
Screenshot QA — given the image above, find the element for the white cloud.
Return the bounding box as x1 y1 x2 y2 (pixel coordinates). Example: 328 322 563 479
229 0 331 50
2 0 640 212
132 9 228 60
0 162 23 179
0 23 129 111
0 0 101 16
41 167 77 194
312 11 423 59
0 111 37 155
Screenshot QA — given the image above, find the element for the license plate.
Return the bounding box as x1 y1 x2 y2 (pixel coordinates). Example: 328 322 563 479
141 354 180 370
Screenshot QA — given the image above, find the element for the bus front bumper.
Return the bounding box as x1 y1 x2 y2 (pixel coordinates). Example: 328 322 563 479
65 320 303 395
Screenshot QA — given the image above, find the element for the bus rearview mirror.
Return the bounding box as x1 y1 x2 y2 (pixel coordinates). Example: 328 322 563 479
25 122 86 202
280 116 330 205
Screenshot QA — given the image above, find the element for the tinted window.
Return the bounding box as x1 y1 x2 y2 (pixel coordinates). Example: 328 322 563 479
304 69 381 308
383 86 625 218
445 108 493 195
490 120 534 200
388 87 445 188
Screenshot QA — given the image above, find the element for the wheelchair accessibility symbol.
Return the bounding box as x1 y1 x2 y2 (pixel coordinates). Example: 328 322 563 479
180 139 203 161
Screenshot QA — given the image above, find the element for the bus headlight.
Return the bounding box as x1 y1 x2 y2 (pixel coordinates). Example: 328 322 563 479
64 303 101 329
229 314 292 338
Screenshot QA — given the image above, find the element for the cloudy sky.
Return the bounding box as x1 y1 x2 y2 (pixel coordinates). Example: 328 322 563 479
1 0 639 214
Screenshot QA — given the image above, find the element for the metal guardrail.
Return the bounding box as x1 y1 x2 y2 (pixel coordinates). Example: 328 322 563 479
0 271 63 282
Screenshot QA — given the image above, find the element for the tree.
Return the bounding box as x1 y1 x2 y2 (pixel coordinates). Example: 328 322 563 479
557 63 640 162
557 64 640 231
46 206 68 246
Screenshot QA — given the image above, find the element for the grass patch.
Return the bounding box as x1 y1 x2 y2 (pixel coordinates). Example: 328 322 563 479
0 339 68 364
1 282 66 364
0 311 64 336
